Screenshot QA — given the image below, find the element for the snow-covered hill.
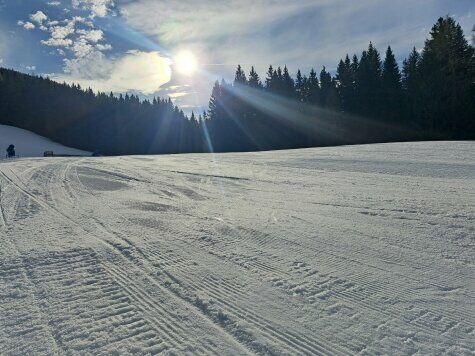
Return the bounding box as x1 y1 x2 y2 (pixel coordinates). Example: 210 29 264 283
0 124 90 158
0 142 473 354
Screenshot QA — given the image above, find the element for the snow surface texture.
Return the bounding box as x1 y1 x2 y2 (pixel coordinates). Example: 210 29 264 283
0 124 90 158
0 142 473 354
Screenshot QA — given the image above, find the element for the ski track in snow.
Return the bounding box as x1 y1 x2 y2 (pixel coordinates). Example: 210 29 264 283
0 141 474 355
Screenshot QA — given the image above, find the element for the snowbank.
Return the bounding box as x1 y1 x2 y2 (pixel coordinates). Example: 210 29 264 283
0 124 90 158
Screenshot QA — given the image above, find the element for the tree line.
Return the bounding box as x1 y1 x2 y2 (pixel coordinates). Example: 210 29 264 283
0 17 473 155
0 70 201 154
203 17 474 152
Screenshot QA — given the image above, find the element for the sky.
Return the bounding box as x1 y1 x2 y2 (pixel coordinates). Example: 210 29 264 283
0 0 473 114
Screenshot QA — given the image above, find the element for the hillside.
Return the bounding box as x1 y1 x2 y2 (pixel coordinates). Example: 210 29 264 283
0 124 90 158
0 67 195 155
0 142 473 354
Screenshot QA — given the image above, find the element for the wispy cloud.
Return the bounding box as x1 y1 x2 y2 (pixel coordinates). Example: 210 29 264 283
54 50 172 94
121 0 322 45
167 92 188 99
122 0 473 72
119 0 474 113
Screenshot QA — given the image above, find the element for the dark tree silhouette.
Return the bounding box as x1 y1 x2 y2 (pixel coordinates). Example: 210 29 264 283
336 55 354 113
1 17 473 155
402 47 422 127
418 17 475 137
381 46 403 122
0 68 201 155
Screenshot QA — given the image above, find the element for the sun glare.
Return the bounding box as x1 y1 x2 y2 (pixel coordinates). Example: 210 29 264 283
175 50 198 76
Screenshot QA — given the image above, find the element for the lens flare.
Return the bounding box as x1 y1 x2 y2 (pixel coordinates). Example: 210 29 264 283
175 50 198 76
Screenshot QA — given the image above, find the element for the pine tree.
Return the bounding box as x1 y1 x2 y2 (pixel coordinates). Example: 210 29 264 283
265 65 274 91
350 54 359 112
301 75 310 103
244 67 263 138
336 55 354 112
234 64 247 85
402 47 422 125
356 42 382 117
295 70 305 102
270 67 283 94
248 66 262 89
208 81 223 121
307 68 320 105
320 67 339 110
381 46 403 122
277 67 283 82
419 17 475 136
282 66 295 98
319 66 332 107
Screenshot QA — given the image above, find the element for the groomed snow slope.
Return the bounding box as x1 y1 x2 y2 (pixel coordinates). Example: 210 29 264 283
0 142 473 354
0 124 90 157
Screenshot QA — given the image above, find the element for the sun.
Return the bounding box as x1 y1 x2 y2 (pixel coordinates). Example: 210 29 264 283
175 50 198 76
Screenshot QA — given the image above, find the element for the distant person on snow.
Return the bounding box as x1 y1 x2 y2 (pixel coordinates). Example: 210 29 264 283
6 144 15 158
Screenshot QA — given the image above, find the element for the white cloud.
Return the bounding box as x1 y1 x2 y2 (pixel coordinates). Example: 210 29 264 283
48 21 75 41
24 22 36 30
77 29 103 43
55 50 172 94
68 30 105 58
71 16 94 27
23 6 114 83
47 1 61 5
96 43 112 51
26 65 36 71
72 38 93 57
72 0 114 18
168 92 188 99
30 11 48 24
62 49 110 78
26 14 93 51
18 20 36 30
41 37 73 47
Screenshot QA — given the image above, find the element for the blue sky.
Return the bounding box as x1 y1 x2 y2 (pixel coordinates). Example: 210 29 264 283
0 0 473 114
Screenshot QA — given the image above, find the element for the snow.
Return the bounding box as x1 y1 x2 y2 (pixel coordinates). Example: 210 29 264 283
0 141 473 354
0 124 90 158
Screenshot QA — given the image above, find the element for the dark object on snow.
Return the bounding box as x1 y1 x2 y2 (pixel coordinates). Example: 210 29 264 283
43 151 85 157
6 144 15 158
